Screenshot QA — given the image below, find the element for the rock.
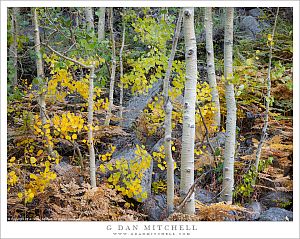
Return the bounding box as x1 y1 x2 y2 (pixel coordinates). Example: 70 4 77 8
249 8 264 17
122 80 163 129
195 188 217 204
113 144 153 202
209 132 226 149
150 138 165 154
239 16 261 39
224 210 238 221
258 207 293 221
141 194 167 221
245 201 262 220
260 191 293 209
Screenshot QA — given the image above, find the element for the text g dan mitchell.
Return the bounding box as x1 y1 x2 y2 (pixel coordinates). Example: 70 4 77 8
106 224 198 231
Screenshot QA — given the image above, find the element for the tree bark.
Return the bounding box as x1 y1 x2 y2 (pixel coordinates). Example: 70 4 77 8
180 7 197 215
163 9 183 215
88 66 96 187
85 7 94 34
97 7 106 42
119 19 125 127
204 7 221 130
33 8 56 159
105 8 116 126
221 7 236 204
10 7 19 87
254 8 279 175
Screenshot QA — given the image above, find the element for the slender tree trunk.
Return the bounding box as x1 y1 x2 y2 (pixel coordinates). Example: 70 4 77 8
105 8 116 126
88 66 96 187
33 8 56 158
204 7 221 130
44 43 96 187
85 7 94 34
119 20 125 127
11 8 19 87
97 7 106 42
221 7 236 204
180 7 197 215
163 9 183 215
254 8 279 175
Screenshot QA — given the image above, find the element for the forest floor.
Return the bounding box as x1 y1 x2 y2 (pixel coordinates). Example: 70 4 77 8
7 82 293 221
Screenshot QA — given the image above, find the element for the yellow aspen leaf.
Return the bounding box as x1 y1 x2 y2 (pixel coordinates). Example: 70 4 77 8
37 150 43 157
72 134 77 140
66 135 71 140
45 161 51 168
99 164 106 173
107 163 113 171
17 192 23 199
27 192 34 203
267 34 272 41
9 157 16 163
30 157 37 164
30 174 38 180
171 146 176 151
101 155 107 161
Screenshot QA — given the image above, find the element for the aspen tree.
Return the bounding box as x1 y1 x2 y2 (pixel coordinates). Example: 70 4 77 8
163 9 183 215
97 8 106 42
10 8 19 87
44 43 96 187
180 7 197 214
105 8 116 126
204 7 221 129
119 19 125 127
254 8 280 175
33 8 56 159
221 7 236 204
85 7 94 34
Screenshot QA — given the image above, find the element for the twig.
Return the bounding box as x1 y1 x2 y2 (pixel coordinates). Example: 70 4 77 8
173 169 213 214
196 103 216 160
42 43 93 69
73 141 84 171
254 7 280 177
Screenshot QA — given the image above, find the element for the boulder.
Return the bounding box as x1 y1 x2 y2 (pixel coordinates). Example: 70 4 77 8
239 16 261 39
249 8 264 17
141 194 167 221
260 191 293 209
122 80 163 129
245 201 263 220
195 188 217 204
113 144 153 202
209 132 226 149
258 207 293 221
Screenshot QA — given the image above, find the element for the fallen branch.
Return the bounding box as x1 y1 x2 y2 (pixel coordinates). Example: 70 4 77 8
196 103 216 160
173 169 213 214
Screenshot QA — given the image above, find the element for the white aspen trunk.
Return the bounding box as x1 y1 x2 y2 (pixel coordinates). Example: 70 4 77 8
105 8 116 126
85 7 94 34
165 99 174 214
97 7 106 42
204 7 221 129
11 8 19 87
180 7 197 215
163 9 183 215
88 66 96 188
255 8 279 175
119 20 125 127
33 8 56 158
221 7 236 204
